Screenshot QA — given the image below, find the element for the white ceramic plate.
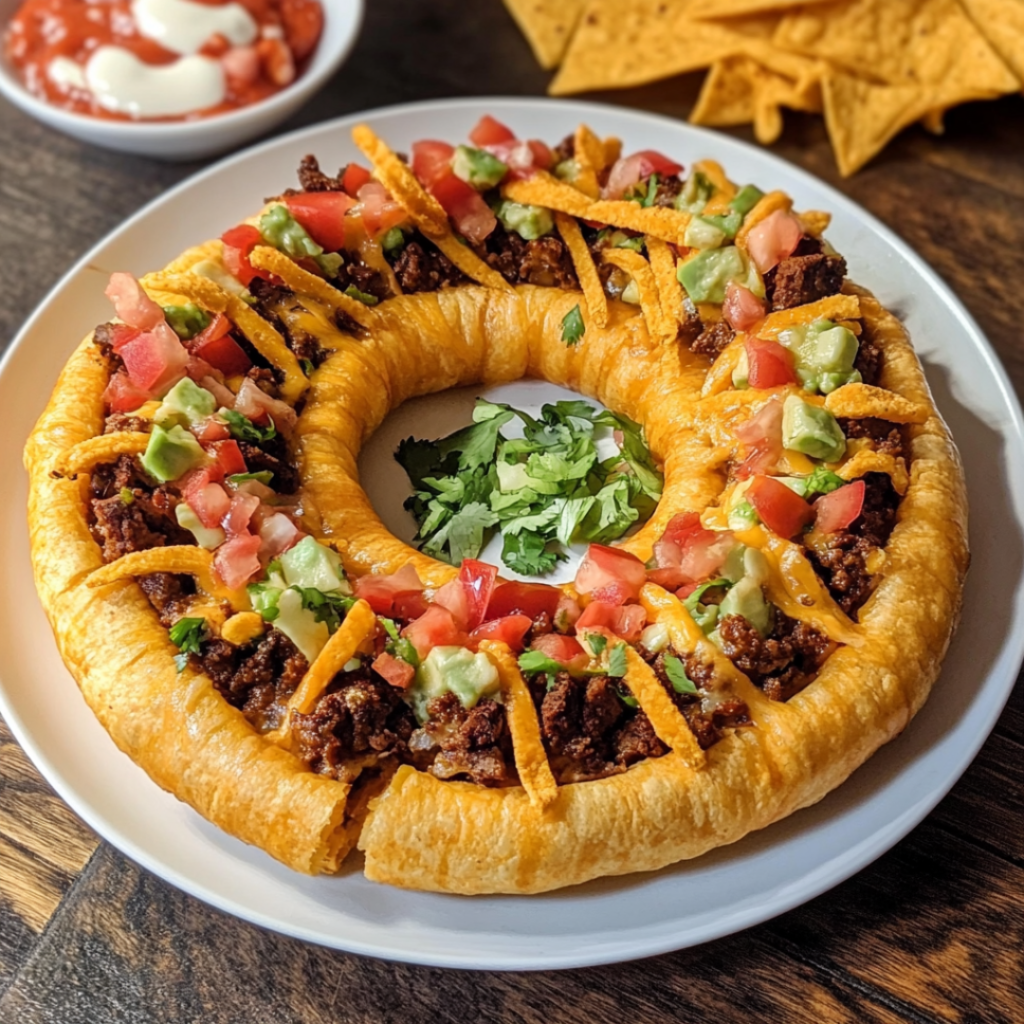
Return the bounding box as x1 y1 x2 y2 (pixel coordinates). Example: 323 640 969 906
2 99 1021 971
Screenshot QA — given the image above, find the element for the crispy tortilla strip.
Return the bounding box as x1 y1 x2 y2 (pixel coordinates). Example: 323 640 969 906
221 611 265 645
144 269 308 404
601 247 674 344
646 236 684 332
480 641 558 809
502 0 585 68
758 294 861 338
502 171 593 217
352 123 449 237
838 448 910 495
54 432 149 478
624 647 705 769
86 546 248 611
554 212 608 328
571 123 605 198
825 382 929 424
798 209 831 237
248 246 377 329
588 199 692 245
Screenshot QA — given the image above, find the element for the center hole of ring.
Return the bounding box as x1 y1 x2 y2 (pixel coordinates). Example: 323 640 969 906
358 379 628 585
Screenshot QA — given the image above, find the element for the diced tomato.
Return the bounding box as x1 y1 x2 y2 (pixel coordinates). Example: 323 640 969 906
221 492 260 537
106 323 143 352
257 512 303 562
105 272 165 331
589 580 635 607
486 581 561 622
402 604 467 660
278 0 324 62
746 337 797 389
814 479 866 534
431 578 471 630
747 475 815 538
353 563 426 616
745 209 803 274
190 316 252 378
284 192 354 252
341 162 372 196
392 591 430 621
355 182 408 237
603 150 683 200
723 281 765 333
372 651 416 690
458 558 498 631
526 139 553 170
193 417 231 443
102 370 154 413
233 377 298 434
411 140 456 188
119 322 189 395
214 533 262 590
653 511 735 584
184 470 232 530
205 439 247 477
529 633 590 676
734 398 784 480
480 138 537 181
575 601 648 642
468 614 532 652
221 224 266 287
575 544 647 602
555 593 582 632
429 173 497 243
469 114 516 147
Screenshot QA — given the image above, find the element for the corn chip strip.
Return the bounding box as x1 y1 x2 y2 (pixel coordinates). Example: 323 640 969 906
430 233 515 292
85 546 248 610
480 641 558 809
623 647 705 769
645 235 685 332
825 382 929 423
798 209 831 237
601 247 674 344
351 124 449 237
554 212 608 328
603 136 622 166
502 171 593 217
55 432 149 478
735 190 793 246
758 294 861 338
587 200 691 245
572 123 605 198
220 611 265 646
248 246 376 329
838 448 909 495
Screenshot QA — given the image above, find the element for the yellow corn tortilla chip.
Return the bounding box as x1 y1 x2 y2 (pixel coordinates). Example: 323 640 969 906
572 123 606 198
502 0 586 69
554 212 608 328
824 382 929 423
690 57 758 128
54 432 149 478
601 247 674 343
645 235 685 332
798 209 831 237
689 0 834 16
960 0 1024 81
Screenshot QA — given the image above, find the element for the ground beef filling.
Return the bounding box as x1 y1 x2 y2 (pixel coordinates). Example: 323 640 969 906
249 279 330 367
691 318 736 358
389 236 468 293
478 224 578 289
717 611 834 701
528 671 666 784
645 650 751 748
765 236 847 311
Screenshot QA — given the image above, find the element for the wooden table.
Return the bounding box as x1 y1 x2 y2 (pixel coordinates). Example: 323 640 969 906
1 2 1022 1020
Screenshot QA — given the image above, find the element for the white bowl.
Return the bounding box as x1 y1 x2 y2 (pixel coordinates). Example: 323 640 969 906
0 0 363 160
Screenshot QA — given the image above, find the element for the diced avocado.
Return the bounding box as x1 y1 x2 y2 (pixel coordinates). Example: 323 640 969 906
676 170 713 213
732 349 750 389
715 547 771 637
684 215 728 250
381 227 405 252
259 204 339 277
141 424 205 483
777 319 862 394
270 587 329 663
605 229 644 251
728 499 759 531
782 395 846 462
677 246 754 304
279 536 349 594
729 184 765 217
162 303 210 340
248 578 284 621
452 145 508 190
175 503 225 550
553 158 579 182
154 377 217 429
412 645 501 723
495 200 554 241
683 576 732 636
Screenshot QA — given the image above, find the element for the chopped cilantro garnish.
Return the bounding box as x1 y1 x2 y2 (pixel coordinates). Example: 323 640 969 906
561 303 585 346
518 650 566 677
608 642 628 678
803 465 846 497
586 633 608 657
664 653 698 695
387 637 420 667
169 617 206 672
379 616 400 641
617 687 639 708
395 398 663 573
221 409 277 444
640 173 659 208
345 284 380 306
292 586 355 633
301 358 315 377
228 471 274 486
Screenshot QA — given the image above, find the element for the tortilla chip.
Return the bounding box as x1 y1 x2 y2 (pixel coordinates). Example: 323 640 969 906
248 246 377 329
960 0 1024 81
502 0 585 68
54 432 149 478
572 123 606 198
825 382 929 423
555 212 608 328
601 247 674 343
759 293 861 337
646 236 685 333
798 209 831 237
603 136 622 166
502 171 593 217
690 0 833 15
690 57 758 128
838 448 910 494
588 200 692 245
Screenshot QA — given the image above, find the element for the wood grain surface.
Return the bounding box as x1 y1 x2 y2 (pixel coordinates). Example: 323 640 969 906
1 1 1022 1020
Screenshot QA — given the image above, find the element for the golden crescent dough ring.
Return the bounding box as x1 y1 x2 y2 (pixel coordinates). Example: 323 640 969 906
24 182 968 892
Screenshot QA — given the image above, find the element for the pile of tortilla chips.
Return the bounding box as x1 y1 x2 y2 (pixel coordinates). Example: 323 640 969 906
503 0 1024 175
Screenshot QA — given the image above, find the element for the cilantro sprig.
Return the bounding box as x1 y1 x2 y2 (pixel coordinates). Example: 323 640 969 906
395 399 663 574
561 304 585 346
169 617 207 672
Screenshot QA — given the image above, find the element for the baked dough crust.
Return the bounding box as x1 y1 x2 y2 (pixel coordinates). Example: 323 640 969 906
25 241 967 892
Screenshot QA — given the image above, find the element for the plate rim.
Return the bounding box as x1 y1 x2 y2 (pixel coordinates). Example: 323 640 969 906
2 95 1021 971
